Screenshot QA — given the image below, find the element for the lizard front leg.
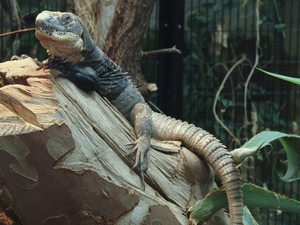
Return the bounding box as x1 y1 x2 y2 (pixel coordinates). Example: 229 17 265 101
127 102 153 189
47 60 100 93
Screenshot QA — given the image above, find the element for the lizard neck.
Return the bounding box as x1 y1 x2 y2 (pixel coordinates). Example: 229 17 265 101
78 35 130 101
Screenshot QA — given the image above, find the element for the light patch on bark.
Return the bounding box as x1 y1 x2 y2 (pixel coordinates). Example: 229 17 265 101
72 0 119 48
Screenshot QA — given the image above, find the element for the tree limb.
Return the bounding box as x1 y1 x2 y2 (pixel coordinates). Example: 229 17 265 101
142 46 182 57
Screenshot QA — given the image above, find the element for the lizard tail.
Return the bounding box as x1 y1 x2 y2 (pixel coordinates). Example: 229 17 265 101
151 112 243 225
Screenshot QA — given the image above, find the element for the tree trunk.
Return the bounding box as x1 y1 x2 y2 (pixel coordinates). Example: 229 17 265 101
0 58 229 224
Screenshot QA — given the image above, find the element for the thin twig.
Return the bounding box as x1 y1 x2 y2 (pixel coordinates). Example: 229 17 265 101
243 0 261 139
230 44 244 80
213 56 247 146
261 55 274 69
78 11 89 18
148 101 164 114
204 63 228 78
142 46 181 56
0 28 36 37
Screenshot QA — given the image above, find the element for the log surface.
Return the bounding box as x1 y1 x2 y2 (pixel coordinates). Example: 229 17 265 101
0 59 229 225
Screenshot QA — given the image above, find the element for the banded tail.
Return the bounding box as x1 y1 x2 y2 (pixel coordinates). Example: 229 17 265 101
151 112 243 225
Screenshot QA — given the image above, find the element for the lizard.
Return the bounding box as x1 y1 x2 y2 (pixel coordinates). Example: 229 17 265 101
34 10 244 225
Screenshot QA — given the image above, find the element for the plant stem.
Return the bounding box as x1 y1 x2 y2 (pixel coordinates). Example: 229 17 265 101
243 0 261 140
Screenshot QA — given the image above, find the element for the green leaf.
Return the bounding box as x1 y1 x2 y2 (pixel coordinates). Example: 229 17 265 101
243 183 300 212
243 207 260 225
233 131 300 182
247 207 263 225
272 137 300 182
188 183 300 224
256 68 300 86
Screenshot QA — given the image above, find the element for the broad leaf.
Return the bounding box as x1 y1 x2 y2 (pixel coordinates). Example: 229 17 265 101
188 183 300 224
232 131 300 182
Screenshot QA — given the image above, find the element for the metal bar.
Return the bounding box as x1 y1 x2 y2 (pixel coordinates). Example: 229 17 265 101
158 0 185 119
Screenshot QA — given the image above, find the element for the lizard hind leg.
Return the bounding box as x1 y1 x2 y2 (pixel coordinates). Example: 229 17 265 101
126 102 153 187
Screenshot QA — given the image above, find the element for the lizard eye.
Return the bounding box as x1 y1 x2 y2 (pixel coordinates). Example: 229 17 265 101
61 13 72 24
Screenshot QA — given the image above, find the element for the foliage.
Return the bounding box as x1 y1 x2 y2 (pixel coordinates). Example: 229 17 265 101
183 8 215 130
235 130 300 182
189 183 300 224
183 1 288 147
189 130 300 224
189 65 300 223
182 3 298 224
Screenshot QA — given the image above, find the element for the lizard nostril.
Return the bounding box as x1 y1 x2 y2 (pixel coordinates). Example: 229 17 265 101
35 19 46 27
35 11 52 27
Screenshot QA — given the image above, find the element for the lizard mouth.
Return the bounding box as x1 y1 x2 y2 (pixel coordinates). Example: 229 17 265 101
36 28 84 63
35 31 84 65
35 25 77 43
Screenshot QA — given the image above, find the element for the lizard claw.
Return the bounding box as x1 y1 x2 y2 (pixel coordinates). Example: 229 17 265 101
125 136 150 189
11 54 43 67
11 54 31 60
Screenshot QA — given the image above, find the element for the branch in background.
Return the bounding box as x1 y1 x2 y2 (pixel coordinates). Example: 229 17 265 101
0 28 36 37
142 46 181 57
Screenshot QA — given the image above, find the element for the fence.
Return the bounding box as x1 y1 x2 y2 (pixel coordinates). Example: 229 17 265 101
141 1 300 224
1 0 300 224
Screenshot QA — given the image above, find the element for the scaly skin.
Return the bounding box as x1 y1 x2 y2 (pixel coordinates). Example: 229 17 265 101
35 11 243 224
151 113 243 224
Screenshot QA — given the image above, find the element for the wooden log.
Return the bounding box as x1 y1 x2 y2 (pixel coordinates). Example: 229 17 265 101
0 58 229 225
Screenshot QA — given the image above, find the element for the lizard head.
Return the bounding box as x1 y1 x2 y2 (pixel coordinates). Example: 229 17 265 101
35 11 87 64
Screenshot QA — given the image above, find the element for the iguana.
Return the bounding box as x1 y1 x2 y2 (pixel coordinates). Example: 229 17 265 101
34 11 243 225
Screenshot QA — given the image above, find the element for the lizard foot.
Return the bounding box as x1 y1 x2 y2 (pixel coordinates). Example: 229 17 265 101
11 54 43 66
11 54 31 60
125 136 150 190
